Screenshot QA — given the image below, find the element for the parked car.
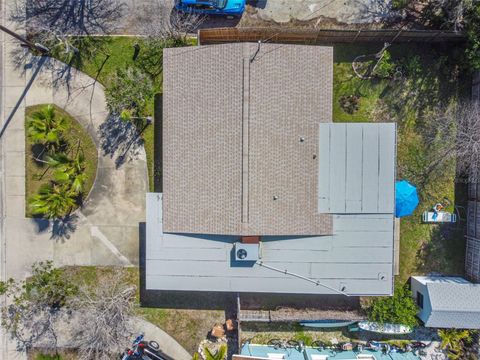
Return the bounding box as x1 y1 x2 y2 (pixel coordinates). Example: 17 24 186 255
175 0 246 18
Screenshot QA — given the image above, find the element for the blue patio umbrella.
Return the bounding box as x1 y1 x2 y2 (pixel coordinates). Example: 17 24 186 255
395 180 419 217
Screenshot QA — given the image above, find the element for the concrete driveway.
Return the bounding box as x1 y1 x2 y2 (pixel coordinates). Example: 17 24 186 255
246 0 393 24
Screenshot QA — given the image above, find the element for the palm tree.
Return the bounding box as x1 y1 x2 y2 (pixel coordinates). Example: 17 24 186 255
204 344 227 360
46 152 87 194
27 105 68 150
439 329 472 359
29 183 76 219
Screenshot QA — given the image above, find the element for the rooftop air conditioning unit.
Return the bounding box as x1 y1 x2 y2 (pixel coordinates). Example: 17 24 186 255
235 243 259 261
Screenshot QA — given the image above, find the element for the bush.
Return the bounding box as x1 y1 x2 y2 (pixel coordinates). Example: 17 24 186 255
339 95 360 114
24 261 78 308
104 67 153 120
404 55 422 78
36 354 63 360
391 0 410 10
293 331 314 346
374 50 395 78
465 3 480 70
439 329 477 360
366 284 419 328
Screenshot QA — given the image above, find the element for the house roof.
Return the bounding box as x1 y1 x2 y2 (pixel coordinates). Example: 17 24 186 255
148 43 397 296
146 194 394 295
162 43 333 236
318 123 396 214
424 282 480 329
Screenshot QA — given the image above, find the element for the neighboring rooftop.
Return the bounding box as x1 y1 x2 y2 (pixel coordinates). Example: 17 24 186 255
412 276 480 329
162 43 333 236
235 344 421 360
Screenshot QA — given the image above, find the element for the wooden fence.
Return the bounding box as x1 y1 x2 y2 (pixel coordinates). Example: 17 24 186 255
473 71 480 103
198 27 466 45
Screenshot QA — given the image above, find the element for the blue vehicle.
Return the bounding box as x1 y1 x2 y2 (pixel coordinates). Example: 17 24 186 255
175 0 246 18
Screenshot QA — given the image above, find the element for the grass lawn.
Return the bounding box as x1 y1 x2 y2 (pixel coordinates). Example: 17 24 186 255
332 43 469 282
28 351 77 360
25 104 97 217
62 266 224 355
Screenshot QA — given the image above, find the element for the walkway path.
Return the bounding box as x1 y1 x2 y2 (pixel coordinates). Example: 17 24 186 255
0 0 29 356
133 318 192 360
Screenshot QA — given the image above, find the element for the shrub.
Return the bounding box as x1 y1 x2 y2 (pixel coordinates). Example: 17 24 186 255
293 331 314 346
465 3 480 70
27 104 69 151
404 55 422 78
366 284 419 328
391 0 410 10
29 183 77 219
24 261 78 308
104 67 153 120
36 355 62 360
374 50 395 78
339 95 360 114
439 329 477 360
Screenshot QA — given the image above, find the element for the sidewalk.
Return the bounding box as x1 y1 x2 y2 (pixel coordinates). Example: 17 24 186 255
0 0 28 357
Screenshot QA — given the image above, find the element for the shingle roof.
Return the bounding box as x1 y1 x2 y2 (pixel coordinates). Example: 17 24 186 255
425 282 480 329
162 43 333 236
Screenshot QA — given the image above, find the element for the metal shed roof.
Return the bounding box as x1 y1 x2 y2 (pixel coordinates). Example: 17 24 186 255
424 281 480 329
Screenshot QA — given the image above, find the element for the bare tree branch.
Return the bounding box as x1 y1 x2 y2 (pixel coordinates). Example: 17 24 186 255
71 272 136 360
425 102 480 183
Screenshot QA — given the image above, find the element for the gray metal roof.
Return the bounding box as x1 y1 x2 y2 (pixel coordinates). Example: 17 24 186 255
146 193 394 296
424 282 480 329
162 43 333 236
318 123 396 214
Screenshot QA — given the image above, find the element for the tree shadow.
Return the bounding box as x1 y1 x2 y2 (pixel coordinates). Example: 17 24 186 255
50 214 79 242
0 56 47 139
98 115 146 168
22 0 126 35
30 214 79 242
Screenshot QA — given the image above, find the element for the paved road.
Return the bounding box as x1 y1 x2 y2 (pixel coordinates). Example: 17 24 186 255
113 0 394 35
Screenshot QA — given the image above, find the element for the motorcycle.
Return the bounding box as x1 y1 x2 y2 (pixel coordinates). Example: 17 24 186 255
121 334 173 360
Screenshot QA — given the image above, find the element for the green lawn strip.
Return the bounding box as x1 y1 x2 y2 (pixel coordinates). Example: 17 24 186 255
61 266 223 355
332 42 468 282
142 125 155 191
28 349 78 360
25 104 97 217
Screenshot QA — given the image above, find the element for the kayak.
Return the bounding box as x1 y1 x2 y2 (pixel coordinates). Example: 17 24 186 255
358 321 413 334
300 320 358 328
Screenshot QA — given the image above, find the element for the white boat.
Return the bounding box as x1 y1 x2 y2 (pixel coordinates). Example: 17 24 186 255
358 321 413 334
